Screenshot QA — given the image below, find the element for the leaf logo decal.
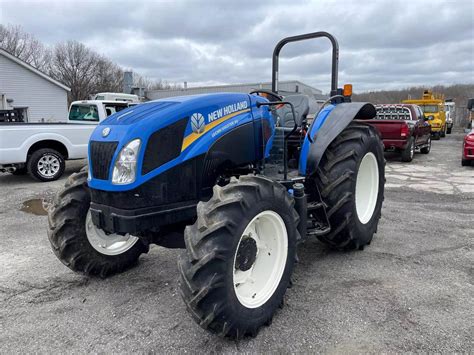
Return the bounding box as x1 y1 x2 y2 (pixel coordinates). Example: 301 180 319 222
191 113 205 134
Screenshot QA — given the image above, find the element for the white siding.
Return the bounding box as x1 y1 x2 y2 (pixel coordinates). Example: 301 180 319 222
0 54 69 122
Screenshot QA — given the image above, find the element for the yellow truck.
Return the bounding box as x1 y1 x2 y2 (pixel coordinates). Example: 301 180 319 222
402 90 447 139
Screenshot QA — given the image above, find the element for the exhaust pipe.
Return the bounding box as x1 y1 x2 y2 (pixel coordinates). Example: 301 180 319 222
0 166 17 173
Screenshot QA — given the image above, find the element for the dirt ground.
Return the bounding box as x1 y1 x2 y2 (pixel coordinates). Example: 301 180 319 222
0 131 472 353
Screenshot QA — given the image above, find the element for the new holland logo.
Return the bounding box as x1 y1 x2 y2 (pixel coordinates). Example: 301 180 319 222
190 113 205 134
102 127 111 137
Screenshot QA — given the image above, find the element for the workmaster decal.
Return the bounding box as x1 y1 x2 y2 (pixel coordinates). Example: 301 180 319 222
182 106 250 152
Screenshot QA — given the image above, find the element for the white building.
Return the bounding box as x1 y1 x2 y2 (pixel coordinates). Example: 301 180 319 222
0 48 70 122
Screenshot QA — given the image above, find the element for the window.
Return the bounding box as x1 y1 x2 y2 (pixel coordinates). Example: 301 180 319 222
376 106 412 120
69 104 99 122
103 103 128 117
418 105 438 113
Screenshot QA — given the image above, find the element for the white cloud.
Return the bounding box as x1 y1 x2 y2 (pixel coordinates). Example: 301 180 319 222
1 0 473 92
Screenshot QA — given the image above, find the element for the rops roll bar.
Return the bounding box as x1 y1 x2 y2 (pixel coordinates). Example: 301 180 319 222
271 31 339 97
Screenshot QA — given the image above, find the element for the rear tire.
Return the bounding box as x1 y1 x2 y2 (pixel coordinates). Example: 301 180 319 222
440 126 446 137
27 148 65 182
433 132 440 140
313 122 385 250
420 137 431 154
178 175 299 339
401 137 415 162
461 159 471 167
48 169 148 277
447 127 452 134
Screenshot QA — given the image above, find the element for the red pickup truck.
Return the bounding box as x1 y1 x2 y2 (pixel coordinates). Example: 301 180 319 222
462 131 474 166
366 104 431 162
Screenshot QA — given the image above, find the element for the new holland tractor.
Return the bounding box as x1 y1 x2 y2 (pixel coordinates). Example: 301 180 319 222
48 32 385 339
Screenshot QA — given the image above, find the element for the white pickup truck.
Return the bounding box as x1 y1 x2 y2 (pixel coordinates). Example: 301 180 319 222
0 100 136 181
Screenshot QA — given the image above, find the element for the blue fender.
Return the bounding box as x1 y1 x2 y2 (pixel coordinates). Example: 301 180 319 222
299 102 376 176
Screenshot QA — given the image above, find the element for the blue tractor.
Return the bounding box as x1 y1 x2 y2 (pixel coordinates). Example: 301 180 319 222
48 32 385 338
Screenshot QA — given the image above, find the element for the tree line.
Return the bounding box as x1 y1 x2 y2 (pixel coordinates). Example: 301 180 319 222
0 24 178 103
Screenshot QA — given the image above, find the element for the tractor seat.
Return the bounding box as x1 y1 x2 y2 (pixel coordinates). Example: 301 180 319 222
278 94 310 129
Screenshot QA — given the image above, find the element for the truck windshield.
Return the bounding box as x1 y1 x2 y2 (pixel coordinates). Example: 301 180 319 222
69 104 99 122
419 105 438 113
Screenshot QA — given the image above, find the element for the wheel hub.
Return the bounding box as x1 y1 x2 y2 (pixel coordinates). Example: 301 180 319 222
85 210 139 256
233 210 288 308
38 154 60 178
235 237 258 271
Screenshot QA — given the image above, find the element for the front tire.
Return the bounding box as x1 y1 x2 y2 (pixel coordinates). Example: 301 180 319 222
313 122 385 250
48 169 148 277
27 148 65 182
178 175 299 339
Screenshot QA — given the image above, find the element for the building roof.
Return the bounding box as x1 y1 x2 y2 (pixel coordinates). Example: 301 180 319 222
0 48 71 92
146 80 326 102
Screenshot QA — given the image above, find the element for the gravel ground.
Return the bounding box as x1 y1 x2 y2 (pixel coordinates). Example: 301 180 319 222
0 131 473 353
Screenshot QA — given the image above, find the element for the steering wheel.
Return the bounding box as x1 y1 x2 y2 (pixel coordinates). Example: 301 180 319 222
249 89 283 102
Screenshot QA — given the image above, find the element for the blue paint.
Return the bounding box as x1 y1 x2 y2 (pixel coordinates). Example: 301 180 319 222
298 104 336 175
88 93 273 191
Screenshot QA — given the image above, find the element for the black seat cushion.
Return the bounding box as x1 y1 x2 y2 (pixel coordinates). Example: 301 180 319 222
279 94 310 128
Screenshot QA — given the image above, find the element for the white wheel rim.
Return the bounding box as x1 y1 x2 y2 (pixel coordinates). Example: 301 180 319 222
85 210 139 256
37 154 60 178
355 152 379 224
233 210 288 309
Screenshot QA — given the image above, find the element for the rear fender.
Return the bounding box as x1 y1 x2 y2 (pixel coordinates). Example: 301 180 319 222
300 102 376 176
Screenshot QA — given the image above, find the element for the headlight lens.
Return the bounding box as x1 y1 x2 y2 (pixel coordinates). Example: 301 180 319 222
112 139 141 185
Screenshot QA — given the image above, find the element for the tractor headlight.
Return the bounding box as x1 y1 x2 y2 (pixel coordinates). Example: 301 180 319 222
112 139 141 185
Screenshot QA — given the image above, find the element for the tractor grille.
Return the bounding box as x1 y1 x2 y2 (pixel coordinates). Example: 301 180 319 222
90 141 118 180
142 118 188 174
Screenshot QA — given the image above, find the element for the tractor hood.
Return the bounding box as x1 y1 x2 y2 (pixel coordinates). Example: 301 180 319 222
87 93 258 191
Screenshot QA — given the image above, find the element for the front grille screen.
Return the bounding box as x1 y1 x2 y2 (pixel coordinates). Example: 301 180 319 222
90 141 118 180
142 118 188 174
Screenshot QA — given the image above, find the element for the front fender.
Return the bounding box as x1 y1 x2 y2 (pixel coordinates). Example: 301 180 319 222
301 102 376 176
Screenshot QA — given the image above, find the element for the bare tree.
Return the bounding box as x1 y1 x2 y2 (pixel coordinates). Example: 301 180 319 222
49 41 127 102
1 23 180 102
0 24 50 71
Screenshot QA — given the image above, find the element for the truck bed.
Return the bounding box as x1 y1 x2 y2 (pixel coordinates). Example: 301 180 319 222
0 123 96 164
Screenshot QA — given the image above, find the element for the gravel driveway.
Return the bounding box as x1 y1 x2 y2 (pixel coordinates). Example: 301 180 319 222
0 131 472 353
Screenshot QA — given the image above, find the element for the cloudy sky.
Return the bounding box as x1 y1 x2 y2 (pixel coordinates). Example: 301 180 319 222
1 0 473 93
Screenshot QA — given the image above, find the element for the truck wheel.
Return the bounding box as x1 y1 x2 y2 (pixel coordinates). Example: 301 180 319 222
178 175 299 339
314 123 385 250
48 169 148 277
433 132 440 140
401 137 415 162
420 137 431 154
27 148 65 182
461 159 471 167
440 126 446 137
